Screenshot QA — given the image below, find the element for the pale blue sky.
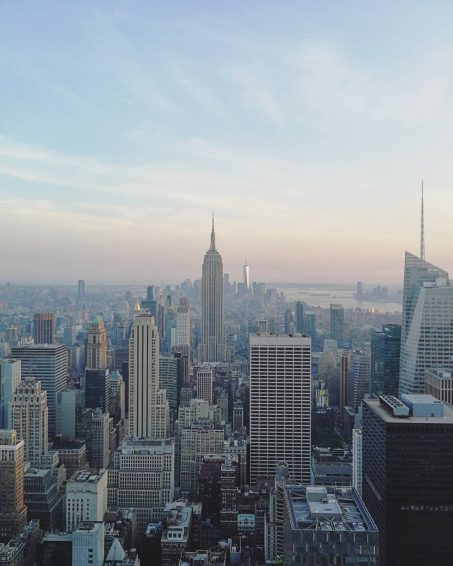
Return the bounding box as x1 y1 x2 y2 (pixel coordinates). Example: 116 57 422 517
1 1 453 283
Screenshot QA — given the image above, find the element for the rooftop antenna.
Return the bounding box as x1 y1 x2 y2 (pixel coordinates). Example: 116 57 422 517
420 180 425 260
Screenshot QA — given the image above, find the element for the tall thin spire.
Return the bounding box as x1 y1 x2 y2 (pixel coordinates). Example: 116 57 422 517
210 210 216 250
420 180 425 260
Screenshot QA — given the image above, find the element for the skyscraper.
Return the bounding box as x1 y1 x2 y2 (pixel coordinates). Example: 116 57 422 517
9 379 48 464
85 368 110 413
363 395 453 566
249 334 311 485
128 313 169 439
399 252 453 394
200 216 225 363
12 344 68 436
295 301 304 334
370 324 401 397
0 430 27 541
77 279 85 304
352 350 371 411
86 320 107 370
33 312 55 345
243 260 250 290
175 297 191 352
330 304 344 345
0 359 21 429
339 349 351 413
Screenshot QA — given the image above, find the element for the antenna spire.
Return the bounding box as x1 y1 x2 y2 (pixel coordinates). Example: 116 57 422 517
420 180 425 260
210 210 216 250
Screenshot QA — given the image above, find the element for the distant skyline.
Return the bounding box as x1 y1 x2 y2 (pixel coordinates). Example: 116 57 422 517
1 1 453 284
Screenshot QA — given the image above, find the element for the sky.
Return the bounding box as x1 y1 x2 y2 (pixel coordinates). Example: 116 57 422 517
1 0 453 285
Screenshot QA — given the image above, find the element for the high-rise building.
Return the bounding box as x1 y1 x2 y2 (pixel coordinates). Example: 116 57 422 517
200 216 225 363
24 466 63 531
56 389 84 439
85 368 110 413
352 428 363 497
72 521 104 566
370 324 401 397
175 298 191 352
108 438 175 537
33 313 56 345
86 320 107 370
77 280 86 304
66 470 107 532
351 350 370 411
249 334 311 485
63 325 78 347
0 430 27 541
196 366 213 404
363 395 453 566
109 370 126 424
159 355 178 425
12 344 68 436
0 359 21 429
399 252 453 394
180 424 225 496
88 409 110 470
243 260 250 291
329 304 344 345
295 301 304 334
128 313 169 439
339 350 351 413
9 379 48 464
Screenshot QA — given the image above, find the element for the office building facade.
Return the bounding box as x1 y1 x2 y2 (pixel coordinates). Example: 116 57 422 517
33 313 55 345
399 252 453 394
249 334 311 485
9 379 48 464
370 324 401 397
363 395 453 566
128 314 169 439
0 359 21 429
0 430 27 541
11 344 68 436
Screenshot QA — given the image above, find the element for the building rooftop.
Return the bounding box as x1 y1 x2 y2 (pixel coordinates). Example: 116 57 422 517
366 395 453 424
285 486 378 533
68 470 105 485
12 343 66 350
74 521 104 533
426 368 453 380
117 437 174 455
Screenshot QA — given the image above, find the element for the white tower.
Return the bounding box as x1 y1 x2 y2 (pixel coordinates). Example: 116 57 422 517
128 313 169 439
200 215 225 363
249 334 311 485
243 260 250 290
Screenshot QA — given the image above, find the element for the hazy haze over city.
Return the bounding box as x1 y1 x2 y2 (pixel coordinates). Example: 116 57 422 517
1 1 453 283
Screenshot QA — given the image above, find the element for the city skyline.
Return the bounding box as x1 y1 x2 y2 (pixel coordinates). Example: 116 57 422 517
1 1 453 283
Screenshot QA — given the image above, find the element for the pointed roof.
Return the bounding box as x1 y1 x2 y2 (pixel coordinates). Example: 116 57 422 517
210 211 216 251
106 538 126 562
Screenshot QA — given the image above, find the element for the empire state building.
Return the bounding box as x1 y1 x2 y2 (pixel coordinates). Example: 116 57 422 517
200 216 225 363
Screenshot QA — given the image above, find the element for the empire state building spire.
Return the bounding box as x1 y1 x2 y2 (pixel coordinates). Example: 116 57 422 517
210 211 216 250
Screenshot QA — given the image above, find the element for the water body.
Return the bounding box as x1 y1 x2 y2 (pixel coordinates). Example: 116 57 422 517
273 285 402 312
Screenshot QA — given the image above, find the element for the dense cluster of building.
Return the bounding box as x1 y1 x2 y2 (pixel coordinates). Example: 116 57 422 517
0 218 453 565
